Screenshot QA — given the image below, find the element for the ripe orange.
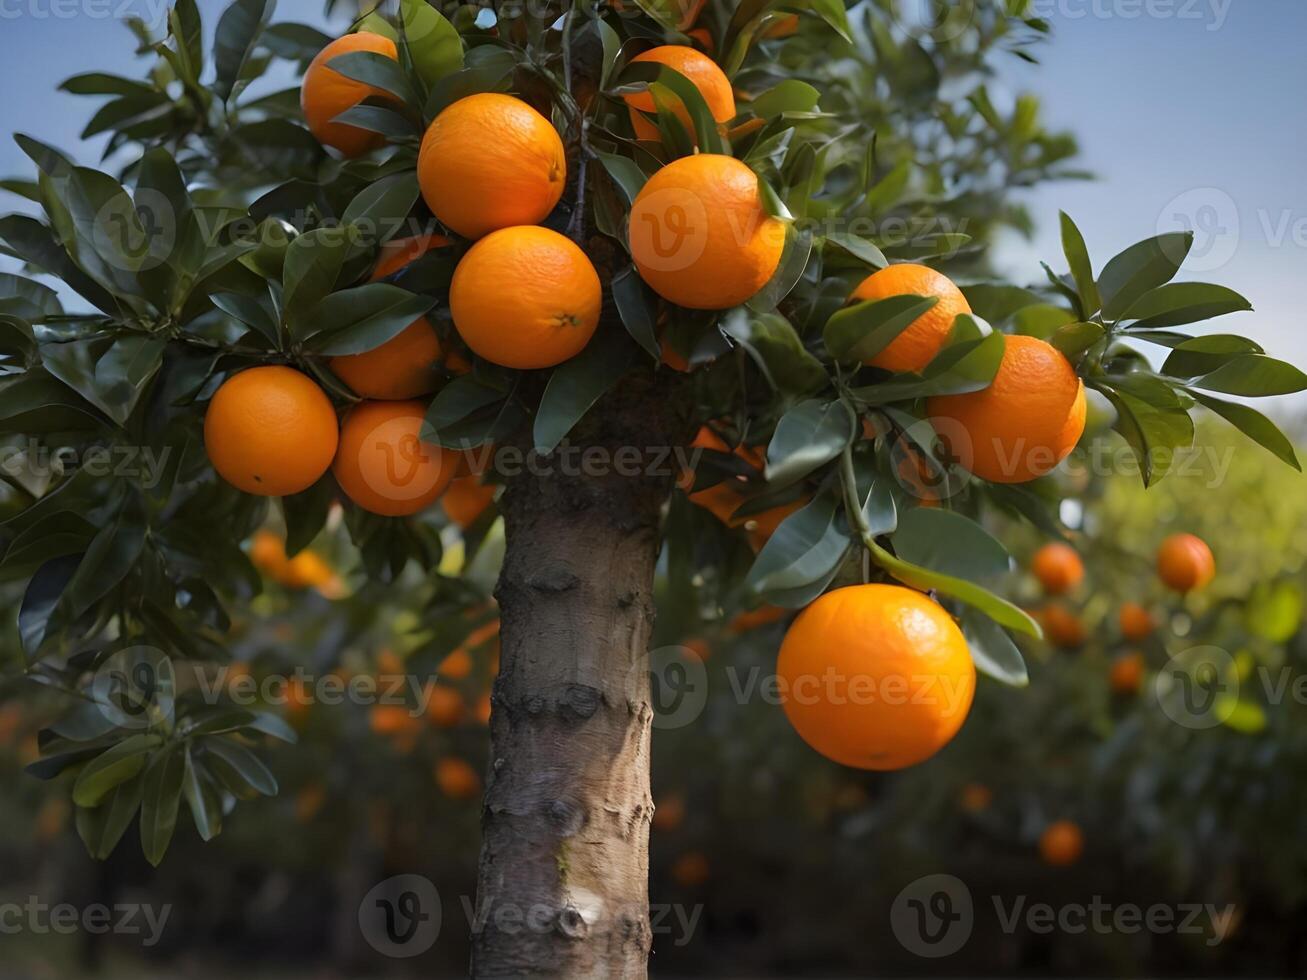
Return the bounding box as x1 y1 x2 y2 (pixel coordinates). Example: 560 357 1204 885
332 400 457 516
1109 651 1145 695
851 264 972 374
671 851 711 887
1031 542 1084 596
1157 533 1215 593
301 33 400 158
959 782 993 813
450 226 601 369
418 93 566 239
250 529 289 578
629 154 785 310
1038 603 1086 649
438 648 474 680
329 234 468 400
282 549 339 594
435 757 481 800
205 366 338 497
652 792 687 832
926 334 1086 484
729 605 788 633
370 704 422 738
441 475 497 528
425 684 465 728
777 584 975 770
625 46 736 143
1039 820 1084 866
1118 601 1154 641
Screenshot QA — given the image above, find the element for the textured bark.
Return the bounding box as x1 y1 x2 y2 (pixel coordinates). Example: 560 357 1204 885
471 371 687 978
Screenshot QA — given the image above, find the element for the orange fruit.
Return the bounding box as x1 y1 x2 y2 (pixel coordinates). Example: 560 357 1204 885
333 400 457 516
205 366 338 496
729 605 788 633
777 584 975 770
370 704 422 737
1031 542 1084 596
1039 820 1084 866
687 27 714 53
959 782 993 813
301 33 400 157
417 93 566 239
450 226 601 369
329 234 469 400
435 757 481 800
671 851 711 887
441 475 497 527
652 792 687 832
474 692 492 725
851 264 972 374
426 684 465 727
250 529 289 577
629 154 785 310
625 46 736 143
1109 651 1145 695
926 334 1086 484
282 549 337 592
1038 603 1086 649
1157 533 1215 593
1118 601 1154 641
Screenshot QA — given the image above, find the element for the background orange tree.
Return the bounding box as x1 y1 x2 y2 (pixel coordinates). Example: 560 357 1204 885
1 0 1305 976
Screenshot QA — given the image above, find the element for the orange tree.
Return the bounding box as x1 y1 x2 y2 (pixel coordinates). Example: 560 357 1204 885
1 0 1305 975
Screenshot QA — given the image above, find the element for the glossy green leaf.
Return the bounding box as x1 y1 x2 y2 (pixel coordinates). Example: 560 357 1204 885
72 734 162 808
765 399 856 488
533 328 636 454
1098 232 1192 321
823 294 939 363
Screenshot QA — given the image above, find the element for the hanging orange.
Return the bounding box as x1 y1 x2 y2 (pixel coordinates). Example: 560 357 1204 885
624 46 736 142
1156 533 1215 593
852 264 972 374
1031 542 1084 596
301 33 400 158
332 400 457 516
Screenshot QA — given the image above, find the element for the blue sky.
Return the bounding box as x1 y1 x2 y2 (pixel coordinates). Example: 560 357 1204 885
2 0 1304 416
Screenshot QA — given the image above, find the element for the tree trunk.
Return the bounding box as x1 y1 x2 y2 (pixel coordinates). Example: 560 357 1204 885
471 371 685 978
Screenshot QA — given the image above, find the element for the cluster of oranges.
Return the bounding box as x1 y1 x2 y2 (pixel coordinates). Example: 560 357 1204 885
1028 533 1216 695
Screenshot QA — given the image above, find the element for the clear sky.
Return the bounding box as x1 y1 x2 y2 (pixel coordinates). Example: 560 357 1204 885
2 0 1304 417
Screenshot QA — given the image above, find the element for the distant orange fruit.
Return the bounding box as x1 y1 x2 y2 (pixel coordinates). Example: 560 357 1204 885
301 33 400 157
329 234 468 400
777 584 975 770
370 704 422 738
250 529 289 578
438 648 474 680
926 334 1086 484
1109 651 1145 695
474 692 492 725
1031 542 1084 596
652 792 687 832
1118 601 1154 641
629 153 785 310
625 46 735 142
283 549 338 593
418 93 566 239
435 757 481 800
671 851 711 887
205 366 338 496
441 475 497 528
1038 603 1086 649
1039 820 1084 866
333 400 457 516
851 264 973 373
426 684 465 728
450 226 601 369
1157 533 1215 593
729 605 788 633
960 782 993 813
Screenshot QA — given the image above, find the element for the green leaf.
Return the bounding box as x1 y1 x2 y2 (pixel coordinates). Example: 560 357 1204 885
214 0 276 103
823 294 939 363
260 22 331 62
398 0 464 90
61 509 146 619
721 309 827 394
1096 380 1195 486
594 150 647 205
331 104 419 140
1187 391 1299 470
533 328 636 454
72 734 162 808
959 607 1028 687
61 72 159 97
139 743 185 866
1058 211 1100 317
282 227 348 322
1159 334 1263 377
891 508 1011 584
1098 232 1192 321
1123 281 1252 328
865 158 911 216
42 334 166 426
171 0 205 80
0 273 62 320
853 325 1003 405
325 50 418 109
748 79 821 118
19 555 80 656
203 736 278 798
301 283 435 355
744 491 851 606
863 536 1041 638
341 173 421 237
620 62 727 154
283 477 336 555
182 745 222 842
611 267 660 359
764 399 856 488
824 232 887 270
75 774 145 859
1049 320 1105 360
1188 354 1307 397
